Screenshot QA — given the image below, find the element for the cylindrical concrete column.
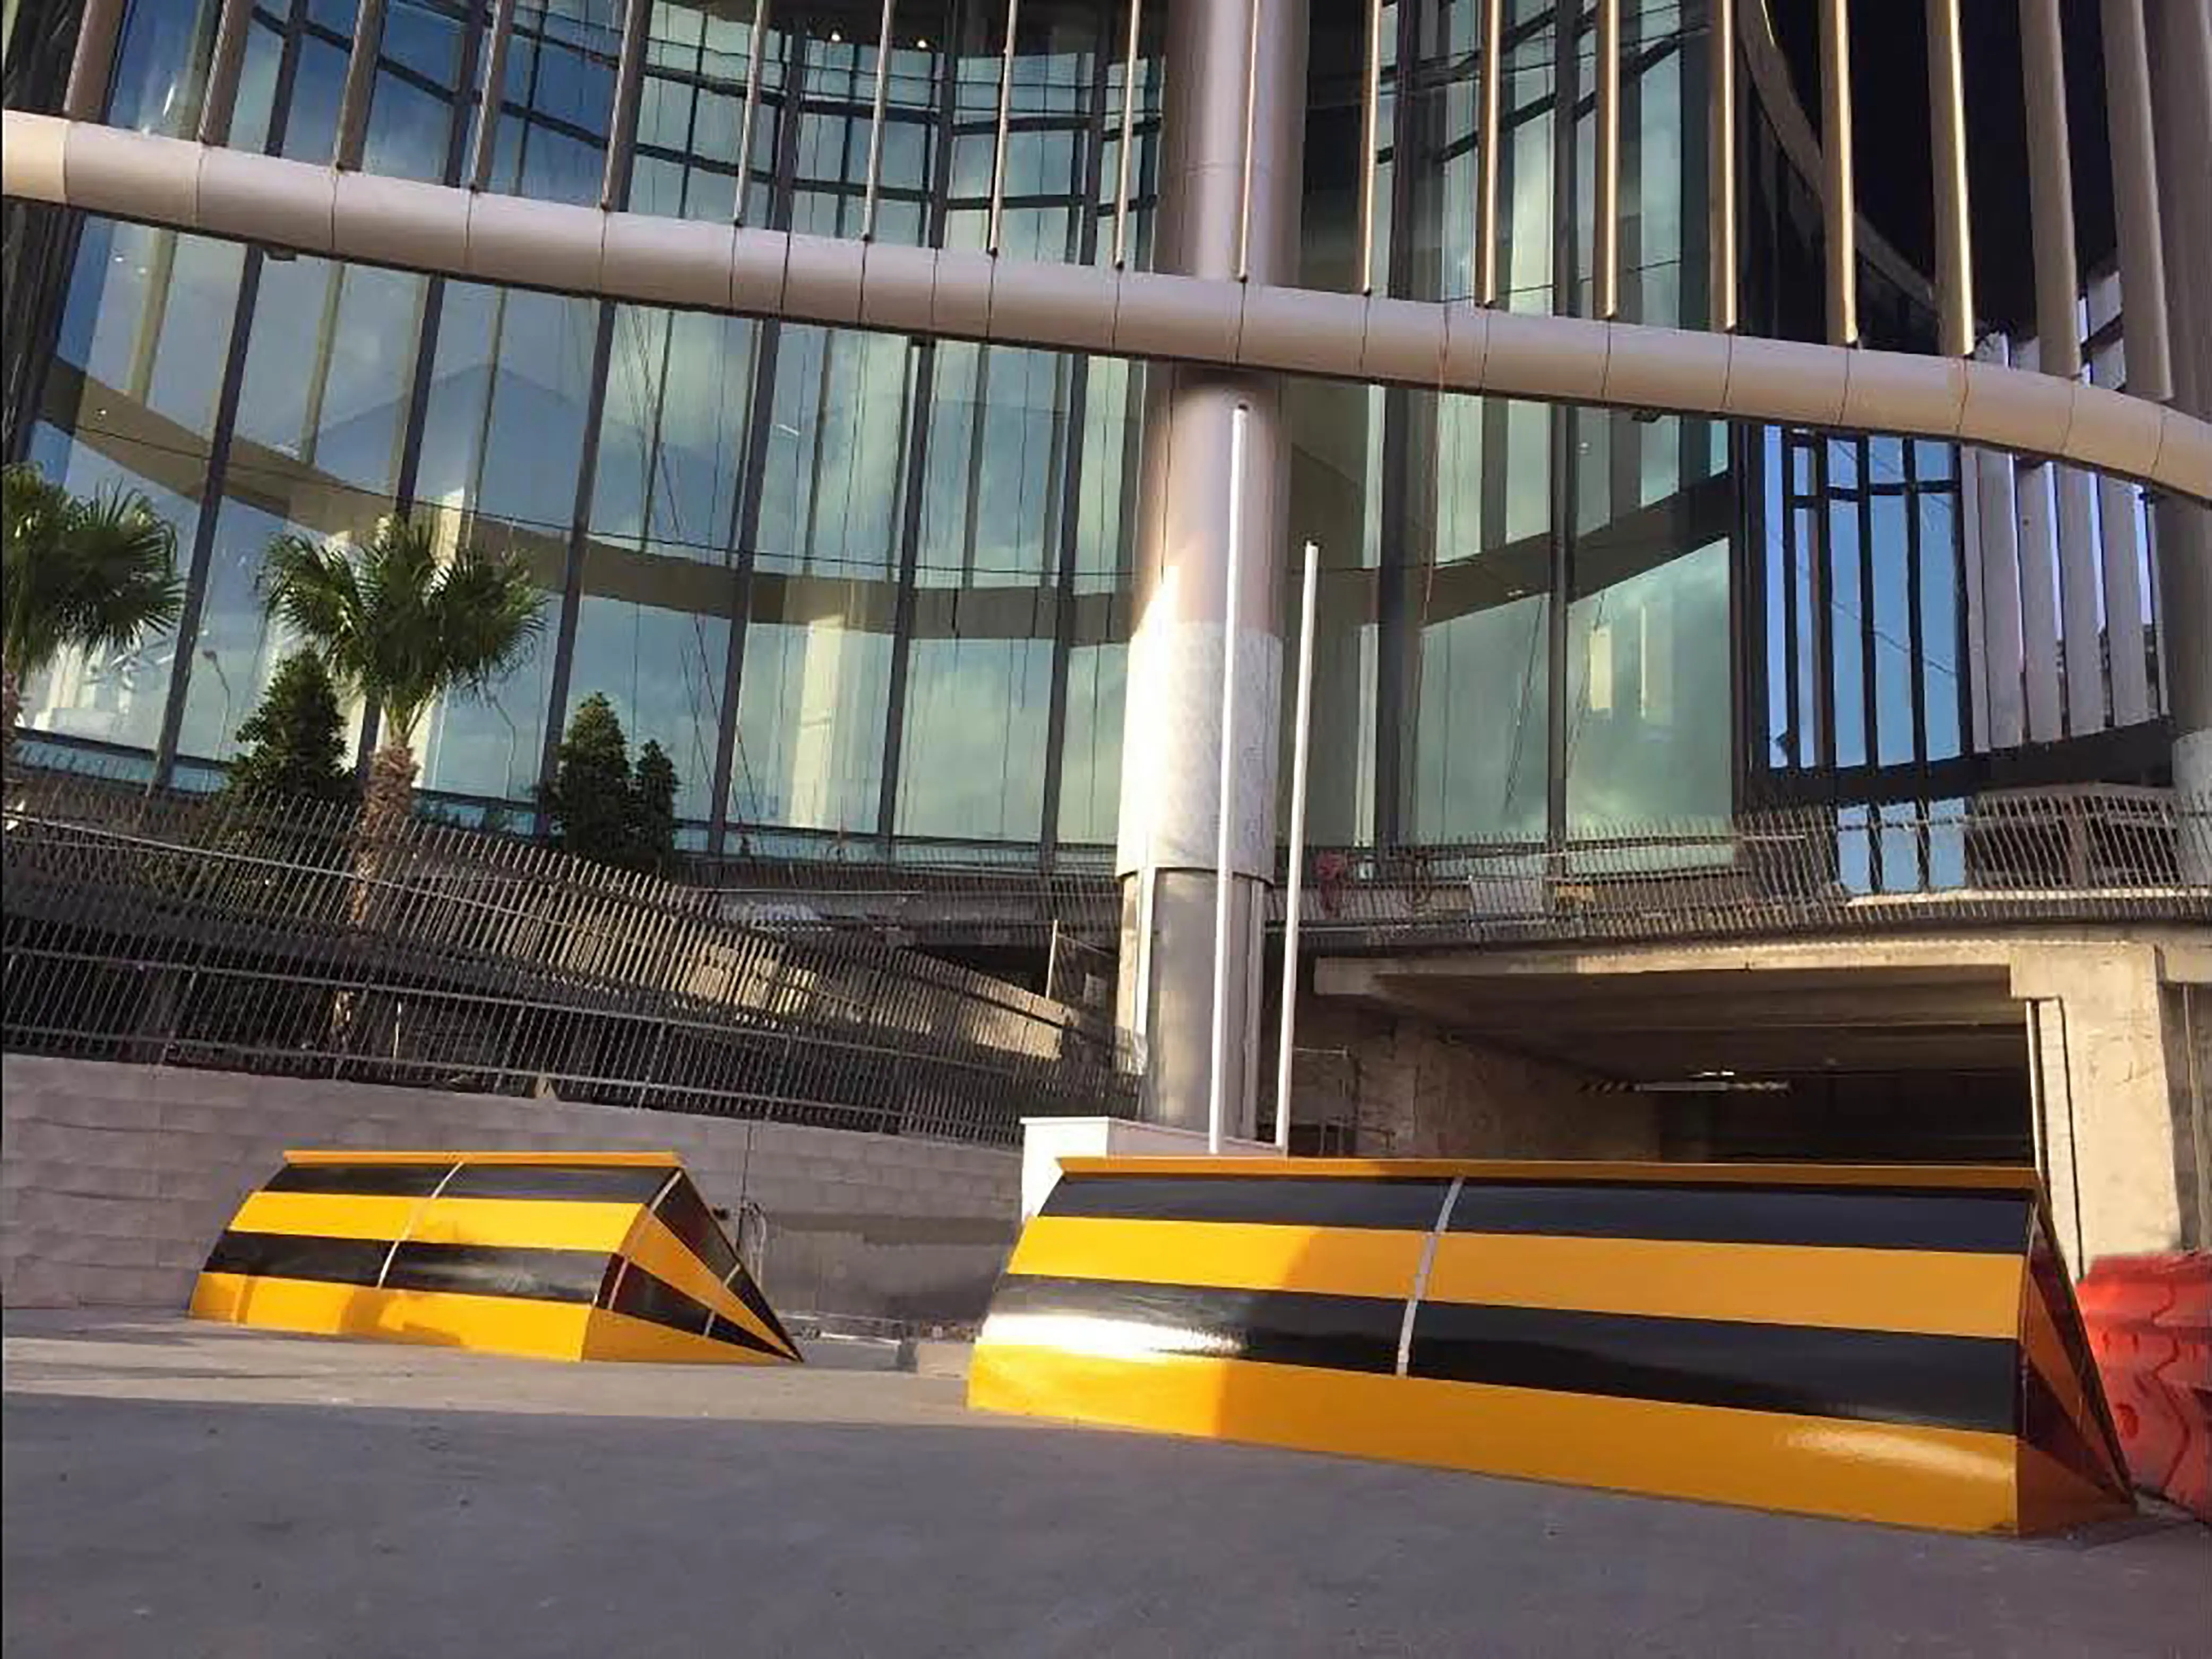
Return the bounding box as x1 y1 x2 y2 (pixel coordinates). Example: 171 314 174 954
2145 0 2212 821
1926 0 1973 358
2020 0 2082 381
2102 0 2172 403
1115 0 1307 1136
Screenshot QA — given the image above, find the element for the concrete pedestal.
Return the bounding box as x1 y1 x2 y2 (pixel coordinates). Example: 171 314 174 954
1019 1116 1275 1224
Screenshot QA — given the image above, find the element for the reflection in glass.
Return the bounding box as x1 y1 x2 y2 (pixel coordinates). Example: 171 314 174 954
730 583 891 836
178 253 427 762
1565 536 1728 828
19 221 246 752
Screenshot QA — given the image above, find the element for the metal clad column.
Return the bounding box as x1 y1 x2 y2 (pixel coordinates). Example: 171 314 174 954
63 0 126 120
603 0 655 208
1116 0 1308 1138
2101 1 2172 403
1113 0 1143 267
1817 0 1855 346
2014 357 2067 746
1358 0 1383 295
200 0 258 148
1926 0 1973 358
470 0 521 191
2020 0 2081 381
2145 0 2212 827
862 0 897 238
1973 337 2028 750
2089 274 2151 726
735 0 772 224
2019 1 2098 732
336 0 390 170
1475 0 1503 306
1593 0 1620 319
989 0 1020 254
1708 0 1736 332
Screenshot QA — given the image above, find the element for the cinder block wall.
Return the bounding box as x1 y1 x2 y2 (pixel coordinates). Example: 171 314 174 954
1 1055 1020 1324
1293 1001 1660 1159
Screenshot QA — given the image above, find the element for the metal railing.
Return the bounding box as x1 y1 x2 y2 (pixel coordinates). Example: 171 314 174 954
679 787 2210 953
1 772 1140 1144
1284 788 2211 948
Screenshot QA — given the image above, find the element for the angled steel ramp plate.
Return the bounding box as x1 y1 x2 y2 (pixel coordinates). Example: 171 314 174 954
191 1151 799 1365
968 1158 2130 1535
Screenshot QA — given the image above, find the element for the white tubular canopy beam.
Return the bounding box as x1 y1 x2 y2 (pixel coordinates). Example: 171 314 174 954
6 110 2208 504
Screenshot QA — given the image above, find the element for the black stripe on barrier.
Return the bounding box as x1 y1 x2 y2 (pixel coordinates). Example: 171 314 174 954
648 1175 797 1356
985 1274 1405 1373
2020 1360 2130 1498
205 1230 389 1285
610 1262 785 1357
723 1269 799 1356
438 1163 678 1203
263 1163 451 1198
206 1231 610 1306
654 1175 741 1284
382 1243 608 1304
1042 1176 1451 1232
1445 1184 2032 1254
1408 1301 2018 1433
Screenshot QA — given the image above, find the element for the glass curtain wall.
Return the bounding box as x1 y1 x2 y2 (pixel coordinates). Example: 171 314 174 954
10 0 1161 863
1295 0 1731 850
1736 49 1978 821
1746 428 1968 805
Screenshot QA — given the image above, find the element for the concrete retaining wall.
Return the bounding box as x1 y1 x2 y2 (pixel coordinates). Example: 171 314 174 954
1 1056 1020 1323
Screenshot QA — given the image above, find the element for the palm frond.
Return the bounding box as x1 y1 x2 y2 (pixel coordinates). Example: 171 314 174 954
261 534 364 655
258 513 547 749
2 465 182 680
433 548 547 702
58 485 184 658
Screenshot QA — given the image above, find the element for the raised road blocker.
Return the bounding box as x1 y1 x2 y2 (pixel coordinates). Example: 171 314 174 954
191 1151 799 1365
968 1158 2131 1534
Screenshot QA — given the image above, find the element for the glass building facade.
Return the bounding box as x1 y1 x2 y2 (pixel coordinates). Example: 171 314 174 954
2 0 2177 864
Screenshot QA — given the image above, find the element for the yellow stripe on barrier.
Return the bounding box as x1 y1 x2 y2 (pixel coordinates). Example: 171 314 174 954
190 1272 595 1361
1425 1234 2025 1339
229 1191 423 1241
1010 1217 1430 1301
230 1191 646 1253
404 1198 641 1253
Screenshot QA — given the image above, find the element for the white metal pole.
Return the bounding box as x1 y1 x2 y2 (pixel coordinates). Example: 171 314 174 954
1274 540 1318 1154
1208 405 1250 1155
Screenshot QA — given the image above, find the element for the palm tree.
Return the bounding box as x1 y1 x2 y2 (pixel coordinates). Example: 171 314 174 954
2 463 184 769
259 512 546 847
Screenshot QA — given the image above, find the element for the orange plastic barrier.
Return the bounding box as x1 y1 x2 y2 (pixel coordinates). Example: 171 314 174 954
2078 1252 2211 1520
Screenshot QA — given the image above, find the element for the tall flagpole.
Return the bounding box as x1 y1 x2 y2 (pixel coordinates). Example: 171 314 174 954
1274 540 1318 1152
1208 404 1250 1155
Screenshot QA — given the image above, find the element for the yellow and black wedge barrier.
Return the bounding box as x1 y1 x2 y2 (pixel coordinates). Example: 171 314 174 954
190 1151 800 1366
968 1158 2131 1535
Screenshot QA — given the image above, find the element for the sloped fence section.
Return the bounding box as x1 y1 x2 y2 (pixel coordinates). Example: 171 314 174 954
1 774 1138 1145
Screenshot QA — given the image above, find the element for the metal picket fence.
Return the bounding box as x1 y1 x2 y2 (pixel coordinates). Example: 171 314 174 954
1280 787 2211 947
1 771 1140 1144
682 786 2209 952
